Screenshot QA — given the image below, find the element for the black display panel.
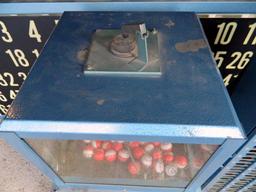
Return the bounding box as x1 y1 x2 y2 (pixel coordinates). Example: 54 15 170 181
1 15 256 115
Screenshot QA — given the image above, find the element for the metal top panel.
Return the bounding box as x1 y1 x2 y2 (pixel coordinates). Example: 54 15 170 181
1 2 256 14
1 12 244 140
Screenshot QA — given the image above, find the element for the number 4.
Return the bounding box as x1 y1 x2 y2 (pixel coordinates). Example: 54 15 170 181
29 20 42 43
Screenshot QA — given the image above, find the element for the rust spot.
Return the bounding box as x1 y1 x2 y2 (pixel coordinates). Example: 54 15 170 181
175 39 207 53
164 20 175 28
76 48 88 63
96 99 105 105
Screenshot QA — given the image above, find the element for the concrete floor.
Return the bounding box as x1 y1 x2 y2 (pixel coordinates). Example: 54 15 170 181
0 139 110 192
0 139 54 192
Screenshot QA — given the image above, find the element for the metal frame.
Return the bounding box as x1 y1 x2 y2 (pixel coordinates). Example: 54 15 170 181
0 1 251 191
0 129 245 192
1 1 256 15
203 132 256 191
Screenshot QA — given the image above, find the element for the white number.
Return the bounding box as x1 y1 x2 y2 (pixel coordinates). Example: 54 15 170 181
29 20 42 43
0 105 8 114
243 23 256 45
0 21 13 43
214 51 227 68
32 49 40 58
0 74 8 86
10 90 18 100
5 49 30 67
226 51 253 70
18 72 27 80
214 22 237 45
54 20 59 25
0 92 7 102
0 72 19 87
223 74 233 86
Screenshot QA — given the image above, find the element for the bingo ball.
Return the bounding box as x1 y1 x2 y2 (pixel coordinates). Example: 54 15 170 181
92 140 102 149
118 149 130 162
144 143 155 153
152 149 162 160
129 141 140 148
160 143 173 151
112 142 123 152
82 145 94 159
163 152 174 164
193 158 204 169
201 144 216 153
105 149 117 162
175 155 188 169
154 160 165 174
102 141 112 150
165 164 178 177
141 154 153 168
128 161 141 176
153 142 161 147
133 147 145 160
93 149 105 161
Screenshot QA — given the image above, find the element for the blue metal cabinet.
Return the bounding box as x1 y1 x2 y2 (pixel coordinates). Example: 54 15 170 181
203 43 256 192
0 11 246 192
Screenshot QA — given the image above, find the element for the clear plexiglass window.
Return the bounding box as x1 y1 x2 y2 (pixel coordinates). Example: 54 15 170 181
26 139 218 188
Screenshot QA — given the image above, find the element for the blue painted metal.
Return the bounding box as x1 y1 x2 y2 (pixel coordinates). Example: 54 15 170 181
59 183 184 192
0 120 240 144
1 12 244 144
1 2 256 14
220 160 256 192
232 55 256 136
203 44 256 192
0 11 248 192
240 176 256 192
187 138 245 191
0 132 64 188
202 133 256 191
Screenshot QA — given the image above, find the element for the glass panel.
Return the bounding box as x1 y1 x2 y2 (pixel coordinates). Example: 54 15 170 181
26 139 218 188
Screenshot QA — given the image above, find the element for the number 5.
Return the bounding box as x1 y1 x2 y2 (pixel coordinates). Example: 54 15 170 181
0 21 13 43
214 51 227 68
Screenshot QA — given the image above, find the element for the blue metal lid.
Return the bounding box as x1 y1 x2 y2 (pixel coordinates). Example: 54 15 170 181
1 12 245 142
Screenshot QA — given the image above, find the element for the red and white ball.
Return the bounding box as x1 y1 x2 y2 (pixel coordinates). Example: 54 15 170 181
93 149 105 161
82 145 94 159
112 142 123 152
153 142 161 147
92 140 102 149
144 143 155 153
102 141 112 150
118 149 130 162
175 155 188 169
133 147 145 160
154 160 165 174
201 144 216 153
128 161 141 176
129 141 140 148
163 152 174 164
105 149 117 162
152 149 162 160
141 154 153 168
160 143 173 151
193 158 204 169
165 164 178 176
